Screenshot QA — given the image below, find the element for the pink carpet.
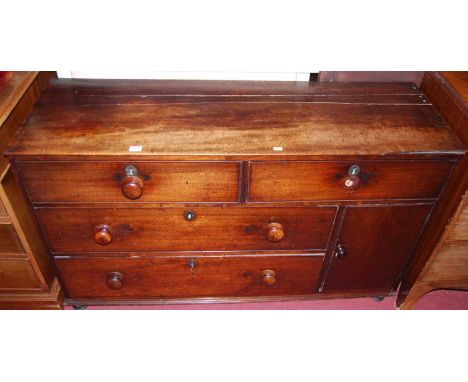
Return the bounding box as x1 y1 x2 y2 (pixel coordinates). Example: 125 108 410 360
66 289 468 309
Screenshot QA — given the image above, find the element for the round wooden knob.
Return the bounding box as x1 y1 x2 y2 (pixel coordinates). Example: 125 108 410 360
261 270 276 287
121 175 144 199
106 272 123 290
344 175 360 190
94 225 112 245
266 222 285 242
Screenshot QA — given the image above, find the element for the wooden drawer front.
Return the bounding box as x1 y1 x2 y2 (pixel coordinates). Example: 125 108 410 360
0 224 25 255
0 258 41 290
18 161 240 203
249 161 454 201
55 255 323 299
37 206 336 253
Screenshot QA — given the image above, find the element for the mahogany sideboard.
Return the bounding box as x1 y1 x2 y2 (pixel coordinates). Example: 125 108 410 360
0 71 63 309
4 77 466 308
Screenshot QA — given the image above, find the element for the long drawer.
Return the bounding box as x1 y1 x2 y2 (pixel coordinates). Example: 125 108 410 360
17 161 240 203
249 160 454 201
37 206 336 253
55 255 324 299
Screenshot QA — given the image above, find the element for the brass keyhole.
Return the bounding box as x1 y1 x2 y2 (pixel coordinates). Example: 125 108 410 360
187 258 197 273
184 210 196 221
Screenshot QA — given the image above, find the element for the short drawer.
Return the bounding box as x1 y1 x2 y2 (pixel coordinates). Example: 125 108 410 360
0 258 41 290
37 206 336 253
249 160 454 201
55 255 324 299
17 161 240 203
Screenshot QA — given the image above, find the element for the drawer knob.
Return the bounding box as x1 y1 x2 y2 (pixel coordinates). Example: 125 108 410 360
334 242 347 258
121 165 144 200
266 222 285 242
106 272 123 290
94 224 112 245
261 269 277 286
344 165 361 190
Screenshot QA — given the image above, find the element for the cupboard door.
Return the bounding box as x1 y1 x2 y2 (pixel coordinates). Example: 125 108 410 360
322 204 432 293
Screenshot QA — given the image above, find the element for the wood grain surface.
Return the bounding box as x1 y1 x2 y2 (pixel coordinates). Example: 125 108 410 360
5 79 464 159
37 206 337 253
55 255 324 299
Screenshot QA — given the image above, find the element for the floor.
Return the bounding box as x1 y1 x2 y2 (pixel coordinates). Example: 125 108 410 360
66 289 468 309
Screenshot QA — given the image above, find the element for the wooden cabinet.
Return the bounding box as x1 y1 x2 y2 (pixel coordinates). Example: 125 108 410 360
322 204 432 293
4 77 465 307
0 72 63 309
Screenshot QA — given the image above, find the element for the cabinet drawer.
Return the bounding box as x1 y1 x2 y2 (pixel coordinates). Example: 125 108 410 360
0 224 25 255
37 206 336 253
18 161 240 203
55 255 324 299
249 160 454 201
0 258 41 290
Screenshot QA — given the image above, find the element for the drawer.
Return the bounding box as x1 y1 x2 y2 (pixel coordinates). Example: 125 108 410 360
37 206 336 253
17 161 240 203
249 160 454 201
0 258 41 290
0 223 25 255
55 255 324 299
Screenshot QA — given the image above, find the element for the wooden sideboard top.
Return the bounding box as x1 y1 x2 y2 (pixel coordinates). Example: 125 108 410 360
5 79 465 160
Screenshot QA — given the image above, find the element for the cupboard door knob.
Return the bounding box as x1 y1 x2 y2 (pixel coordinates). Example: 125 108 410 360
106 272 123 290
94 225 112 245
261 270 277 286
334 242 347 258
121 165 144 199
344 175 360 190
266 222 285 242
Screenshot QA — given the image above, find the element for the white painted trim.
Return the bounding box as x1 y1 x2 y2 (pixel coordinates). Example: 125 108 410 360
57 71 315 81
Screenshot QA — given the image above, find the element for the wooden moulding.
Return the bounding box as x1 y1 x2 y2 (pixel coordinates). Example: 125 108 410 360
0 71 63 309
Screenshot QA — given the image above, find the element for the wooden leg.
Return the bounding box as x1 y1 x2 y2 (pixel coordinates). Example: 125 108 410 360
397 282 433 310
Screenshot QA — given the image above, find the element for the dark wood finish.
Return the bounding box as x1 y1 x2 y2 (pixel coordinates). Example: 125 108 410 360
398 72 468 308
249 160 454 201
55 255 324 299
5 78 465 307
322 204 432 293
5 80 463 160
37 206 336 253
17 161 240 203
318 71 425 87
